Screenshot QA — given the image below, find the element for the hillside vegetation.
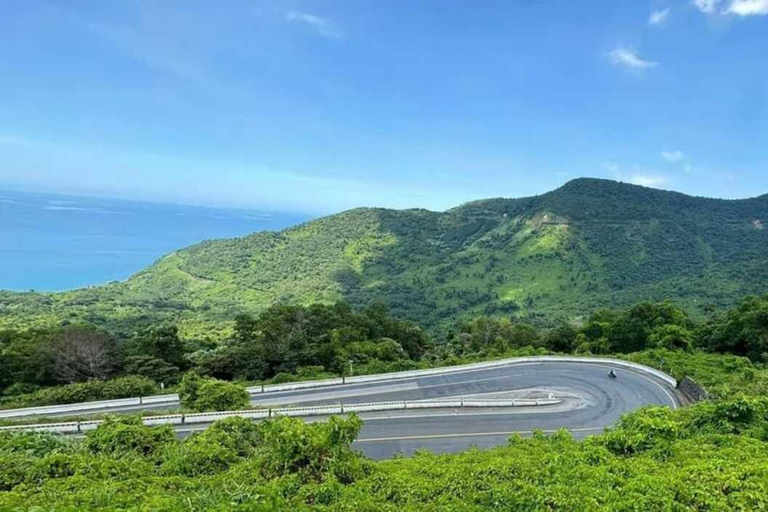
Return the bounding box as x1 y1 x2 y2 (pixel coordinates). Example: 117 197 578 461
2 178 768 338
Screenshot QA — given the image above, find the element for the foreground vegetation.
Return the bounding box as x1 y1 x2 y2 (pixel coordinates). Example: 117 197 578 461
2 292 768 508
3 179 768 337
0 350 767 510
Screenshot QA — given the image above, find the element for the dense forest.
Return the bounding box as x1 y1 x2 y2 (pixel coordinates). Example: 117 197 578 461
2 178 768 338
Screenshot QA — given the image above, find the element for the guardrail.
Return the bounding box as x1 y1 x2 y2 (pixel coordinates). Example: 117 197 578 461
0 355 676 419
0 397 561 434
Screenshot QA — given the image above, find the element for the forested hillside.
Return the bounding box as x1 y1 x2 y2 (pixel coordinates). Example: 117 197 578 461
2 178 768 338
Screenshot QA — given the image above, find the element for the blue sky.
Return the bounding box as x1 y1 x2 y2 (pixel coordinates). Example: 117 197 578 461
1 0 766 214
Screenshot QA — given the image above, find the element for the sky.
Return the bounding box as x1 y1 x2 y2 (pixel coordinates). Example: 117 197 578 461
1 0 767 215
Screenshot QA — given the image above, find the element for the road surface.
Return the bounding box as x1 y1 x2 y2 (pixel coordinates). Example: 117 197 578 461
204 360 678 458
1 359 679 459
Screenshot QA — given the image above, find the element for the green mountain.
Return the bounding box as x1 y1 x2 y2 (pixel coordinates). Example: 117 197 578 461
2 178 768 338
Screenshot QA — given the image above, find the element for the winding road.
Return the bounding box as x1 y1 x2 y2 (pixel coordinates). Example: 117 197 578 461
245 360 679 458
0 358 680 459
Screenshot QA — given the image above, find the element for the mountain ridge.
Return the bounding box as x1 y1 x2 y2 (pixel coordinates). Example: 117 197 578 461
1 178 767 338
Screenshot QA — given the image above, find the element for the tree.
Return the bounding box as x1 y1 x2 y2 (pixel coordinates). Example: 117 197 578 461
701 295 768 361
53 326 116 383
544 323 579 352
123 355 181 385
648 325 694 351
233 314 259 345
0 328 57 388
128 325 187 369
602 301 690 353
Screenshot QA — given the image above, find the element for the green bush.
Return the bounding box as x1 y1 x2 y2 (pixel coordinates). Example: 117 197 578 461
160 434 238 477
162 417 261 477
0 376 157 410
177 372 204 409
178 373 248 412
1 383 40 397
192 380 249 412
0 430 74 457
101 376 157 399
1 391 768 509
270 372 294 384
84 416 176 458
0 454 33 491
255 414 365 483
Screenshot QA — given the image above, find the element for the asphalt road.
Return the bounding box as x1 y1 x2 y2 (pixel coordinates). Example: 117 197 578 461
245 361 678 458
3 360 679 459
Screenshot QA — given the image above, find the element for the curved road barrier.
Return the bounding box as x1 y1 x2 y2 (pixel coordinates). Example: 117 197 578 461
0 397 561 434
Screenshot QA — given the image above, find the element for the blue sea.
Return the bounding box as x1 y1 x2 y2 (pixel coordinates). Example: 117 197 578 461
0 190 310 292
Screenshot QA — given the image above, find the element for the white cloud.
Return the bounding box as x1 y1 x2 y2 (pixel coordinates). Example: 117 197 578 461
609 47 659 70
649 7 671 25
693 0 723 13
603 161 620 172
629 174 668 188
725 0 768 15
286 10 341 38
661 150 686 162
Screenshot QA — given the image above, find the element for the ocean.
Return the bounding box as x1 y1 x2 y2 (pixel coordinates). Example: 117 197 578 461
0 190 310 292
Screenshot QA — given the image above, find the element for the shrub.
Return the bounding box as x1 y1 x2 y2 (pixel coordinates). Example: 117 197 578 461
177 372 204 409
84 416 176 458
192 380 249 412
161 434 238 477
1 382 40 397
270 372 294 384
0 454 33 491
255 414 364 483
203 416 263 457
0 376 158 409
600 406 681 455
101 376 157 399
179 373 248 412
0 430 74 457
689 396 768 435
